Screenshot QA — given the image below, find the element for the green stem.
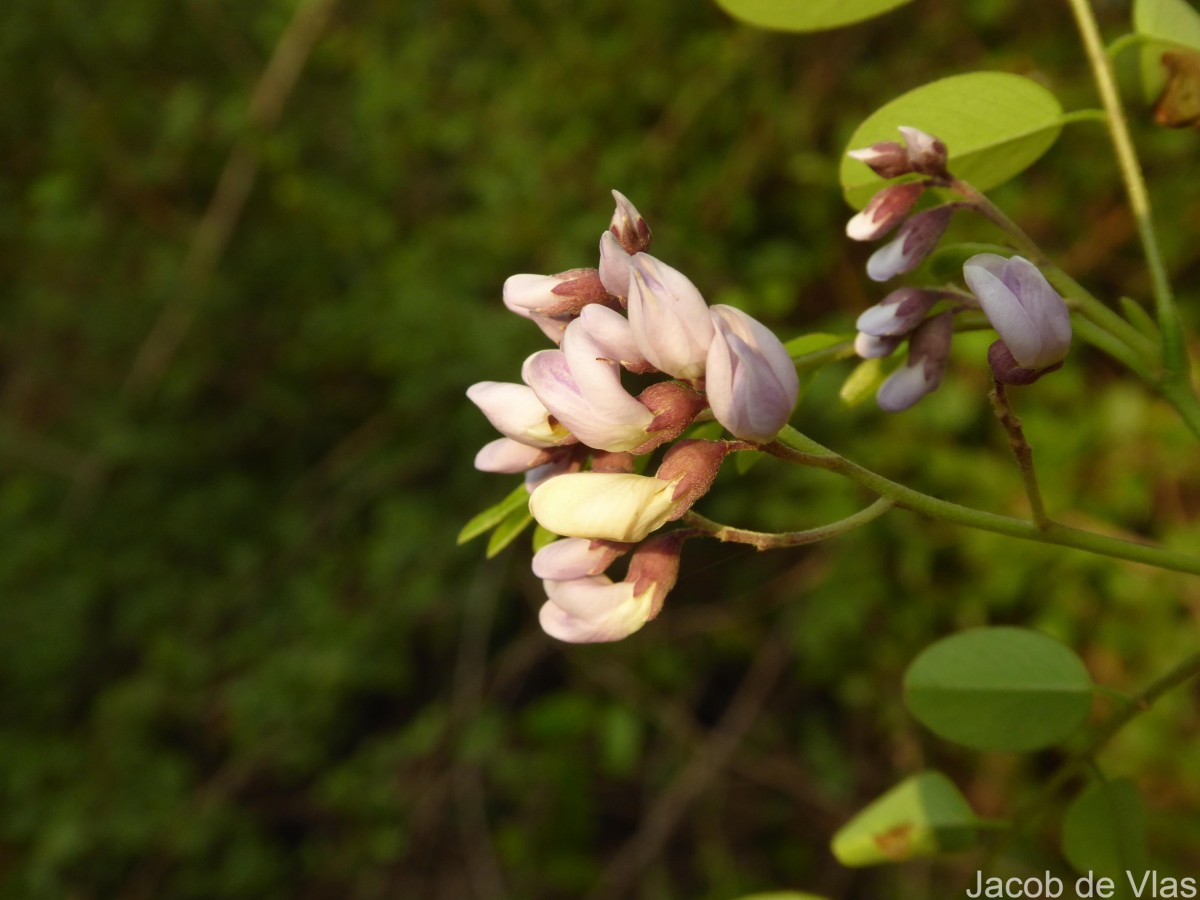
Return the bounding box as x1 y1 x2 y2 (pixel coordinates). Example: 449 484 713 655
683 497 895 551
770 427 1200 576
1064 0 1189 381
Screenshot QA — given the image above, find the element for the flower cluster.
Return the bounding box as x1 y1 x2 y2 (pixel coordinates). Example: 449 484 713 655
468 192 800 642
846 128 1072 410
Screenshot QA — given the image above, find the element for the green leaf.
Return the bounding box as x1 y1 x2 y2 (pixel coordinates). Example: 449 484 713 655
840 73 1066 208
1134 0 1200 100
485 506 534 558
839 357 890 408
903 627 1094 751
831 771 978 866
458 483 529 545
1062 778 1149 881
531 523 559 553
714 0 913 32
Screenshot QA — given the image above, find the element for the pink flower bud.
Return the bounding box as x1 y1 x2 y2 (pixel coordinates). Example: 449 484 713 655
897 126 949 177
466 381 574 448
474 437 557 474
631 382 707 454
627 253 715 382
503 269 611 319
876 312 954 412
866 206 954 282
532 537 630 580
847 140 913 179
577 304 652 373
846 182 925 242
962 254 1071 372
608 189 651 255
598 231 633 299
704 305 799 444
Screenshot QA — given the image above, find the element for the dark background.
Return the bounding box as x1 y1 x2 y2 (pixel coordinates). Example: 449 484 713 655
1 0 1198 897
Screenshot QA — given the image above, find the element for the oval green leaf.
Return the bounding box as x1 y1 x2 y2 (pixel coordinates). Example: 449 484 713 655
485 506 533 558
903 627 1093 751
1062 778 1149 879
458 482 530 545
831 771 978 866
1135 0 1200 100
840 72 1066 208
715 0 913 32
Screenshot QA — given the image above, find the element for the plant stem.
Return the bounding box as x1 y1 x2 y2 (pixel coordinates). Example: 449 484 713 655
769 427 1200 576
989 383 1049 528
1064 0 1190 382
683 498 895 551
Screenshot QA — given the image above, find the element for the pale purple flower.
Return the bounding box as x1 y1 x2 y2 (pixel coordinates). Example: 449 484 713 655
854 332 902 360
502 269 609 319
962 254 1071 372
866 206 954 282
704 305 799 443
876 312 954 412
466 381 573 448
538 575 655 643
897 126 948 177
577 303 650 372
626 253 715 381
847 140 912 179
523 319 655 452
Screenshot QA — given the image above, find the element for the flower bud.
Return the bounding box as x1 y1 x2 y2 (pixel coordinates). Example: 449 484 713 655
503 269 611 319
577 303 652 373
537 530 685 643
866 206 954 282
627 253 715 382
897 126 949 177
847 140 912 179
856 287 940 337
608 189 651 255
632 382 707 453
598 231 633 299
474 437 557 474
529 472 678 542
846 182 925 242
854 332 902 359
876 312 954 412
532 537 630 580
523 320 656 452
704 305 799 443
962 254 1071 373
466 381 574 447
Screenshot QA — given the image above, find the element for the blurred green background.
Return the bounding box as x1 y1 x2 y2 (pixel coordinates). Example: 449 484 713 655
1 0 1198 897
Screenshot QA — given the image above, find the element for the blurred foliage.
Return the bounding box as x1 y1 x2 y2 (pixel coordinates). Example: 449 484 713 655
0 0 1198 897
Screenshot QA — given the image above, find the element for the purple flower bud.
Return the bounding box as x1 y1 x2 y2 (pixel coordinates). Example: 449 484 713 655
532 537 630 580
856 287 940 337
847 140 913 179
865 206 954 282
503 269 611 319
986 340 1064 385
897 126 949 177
608 190 651 255
854 332 903 359
598 231 632 299
962 254 1071 372
474 437 557 474
523 322 655 453
704 305 799 443
632 382 707 453
846 182 925 242
876 312 954 412
627 253 715 382
466 381 575 447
